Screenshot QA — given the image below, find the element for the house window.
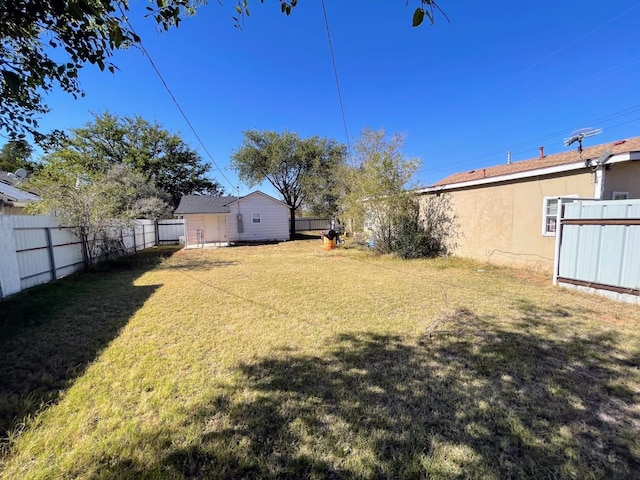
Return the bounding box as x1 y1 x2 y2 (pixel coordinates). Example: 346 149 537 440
251 212 261 224
543 197 558 236
612 191 629 200
542 195 577 236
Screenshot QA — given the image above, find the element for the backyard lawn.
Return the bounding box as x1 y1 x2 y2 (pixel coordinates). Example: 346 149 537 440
1 240 639 479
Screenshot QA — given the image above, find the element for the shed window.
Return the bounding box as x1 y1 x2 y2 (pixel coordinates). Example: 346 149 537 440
252 212 261 224
612 191 629 200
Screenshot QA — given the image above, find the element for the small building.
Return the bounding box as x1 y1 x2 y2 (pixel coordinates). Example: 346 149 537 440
415 136 640 271
174 191 289 247
0 178 40 215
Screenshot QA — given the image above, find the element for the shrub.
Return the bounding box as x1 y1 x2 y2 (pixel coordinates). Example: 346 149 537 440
389 194 458 259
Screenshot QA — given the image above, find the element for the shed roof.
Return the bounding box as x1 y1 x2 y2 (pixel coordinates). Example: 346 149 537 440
433 136 640 187
0 182 40 203
174 195 238 214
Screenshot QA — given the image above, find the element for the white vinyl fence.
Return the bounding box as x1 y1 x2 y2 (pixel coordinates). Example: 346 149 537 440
0 215 184 298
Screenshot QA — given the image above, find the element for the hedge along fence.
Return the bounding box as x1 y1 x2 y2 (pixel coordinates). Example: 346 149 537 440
0 215 184 298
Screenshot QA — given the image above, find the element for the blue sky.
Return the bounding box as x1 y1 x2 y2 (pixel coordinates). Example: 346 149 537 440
29 1 640 196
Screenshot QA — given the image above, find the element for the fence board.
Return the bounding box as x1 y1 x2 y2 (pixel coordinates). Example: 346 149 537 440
295 218 330 231
556 199 640 303
0 216 185 298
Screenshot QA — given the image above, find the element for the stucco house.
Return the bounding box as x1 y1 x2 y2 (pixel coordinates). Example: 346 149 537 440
174 191 289 247
415 136 640 271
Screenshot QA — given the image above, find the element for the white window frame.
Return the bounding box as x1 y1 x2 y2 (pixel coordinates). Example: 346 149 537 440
251 212 261 224
612 191 629 200
542 195 577 237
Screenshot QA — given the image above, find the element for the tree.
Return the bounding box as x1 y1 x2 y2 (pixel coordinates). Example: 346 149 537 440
231 130 346 239
340 128 420 252
340 128 457 257
51 112 223 208
0 139 36 173
27 150 170 266
0 1 444 141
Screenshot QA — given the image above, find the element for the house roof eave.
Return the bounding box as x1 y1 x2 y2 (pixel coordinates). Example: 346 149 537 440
415 150 640 194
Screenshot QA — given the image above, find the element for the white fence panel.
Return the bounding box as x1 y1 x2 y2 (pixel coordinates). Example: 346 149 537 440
1 216 184 298
158 219 185 244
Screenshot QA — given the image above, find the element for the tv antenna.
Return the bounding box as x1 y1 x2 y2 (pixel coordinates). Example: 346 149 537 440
564 127 602 160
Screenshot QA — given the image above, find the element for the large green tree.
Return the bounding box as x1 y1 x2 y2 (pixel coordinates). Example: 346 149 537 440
231 130 346 239
0 1 444 141
0 138 36 173
53 112 223 208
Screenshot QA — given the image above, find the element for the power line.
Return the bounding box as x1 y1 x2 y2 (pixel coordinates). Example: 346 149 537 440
321 0 351 153
119 10 238 193
419 105 640 180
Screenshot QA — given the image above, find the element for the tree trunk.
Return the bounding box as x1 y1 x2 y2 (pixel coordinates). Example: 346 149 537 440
289 207 296 240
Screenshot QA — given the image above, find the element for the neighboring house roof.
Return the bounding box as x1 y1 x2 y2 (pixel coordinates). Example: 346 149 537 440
0 182 40 205
174 195 238 214
428 136 640 190
0 171 20 186
174 191 286 215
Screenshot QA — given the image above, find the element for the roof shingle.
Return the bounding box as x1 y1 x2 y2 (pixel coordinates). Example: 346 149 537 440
174 195 237 215
433 136 640 187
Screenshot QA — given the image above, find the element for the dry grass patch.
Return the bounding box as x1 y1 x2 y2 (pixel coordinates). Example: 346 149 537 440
1 240 639 479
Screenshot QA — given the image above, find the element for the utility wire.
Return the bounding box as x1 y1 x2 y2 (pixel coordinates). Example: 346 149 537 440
420 105 640 180
119 10 238 193
321 0 351 153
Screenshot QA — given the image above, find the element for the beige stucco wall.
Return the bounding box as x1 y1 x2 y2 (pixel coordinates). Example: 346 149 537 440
603 162 640 200
421 171 595 271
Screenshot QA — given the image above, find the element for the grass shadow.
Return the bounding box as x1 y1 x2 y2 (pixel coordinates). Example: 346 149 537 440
0 247 179 444
92 307 640 479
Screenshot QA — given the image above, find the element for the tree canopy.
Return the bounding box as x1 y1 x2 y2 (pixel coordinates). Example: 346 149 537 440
0 138 36 173
52 112 223 208
27 151 171 265
231 129 345 238
339 128 420 247
339 128 457 257
0 1 444 141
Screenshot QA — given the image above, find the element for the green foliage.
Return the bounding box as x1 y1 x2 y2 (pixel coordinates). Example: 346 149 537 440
0 139 36 173
340 128 420 245
339 128 457 258
1 1 445 142
390 195 458 259
53 112 223 208
27 152 170 265
231 129 346 238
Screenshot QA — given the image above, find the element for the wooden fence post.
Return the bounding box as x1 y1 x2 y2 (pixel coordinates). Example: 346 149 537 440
132 226 137 252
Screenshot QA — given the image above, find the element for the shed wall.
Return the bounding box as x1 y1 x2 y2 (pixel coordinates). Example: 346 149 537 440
228 193 289 242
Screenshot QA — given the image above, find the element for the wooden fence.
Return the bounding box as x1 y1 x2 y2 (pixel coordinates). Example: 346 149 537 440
554 199 640 304
0 216 184 298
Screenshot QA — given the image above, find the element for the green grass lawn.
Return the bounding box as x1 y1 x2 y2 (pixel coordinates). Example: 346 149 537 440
1 240 639 479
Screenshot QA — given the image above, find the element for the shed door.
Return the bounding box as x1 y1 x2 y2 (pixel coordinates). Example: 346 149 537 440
205 215 227 243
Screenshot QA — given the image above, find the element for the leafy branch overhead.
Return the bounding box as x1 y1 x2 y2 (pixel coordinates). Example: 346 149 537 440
0 1 446 142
